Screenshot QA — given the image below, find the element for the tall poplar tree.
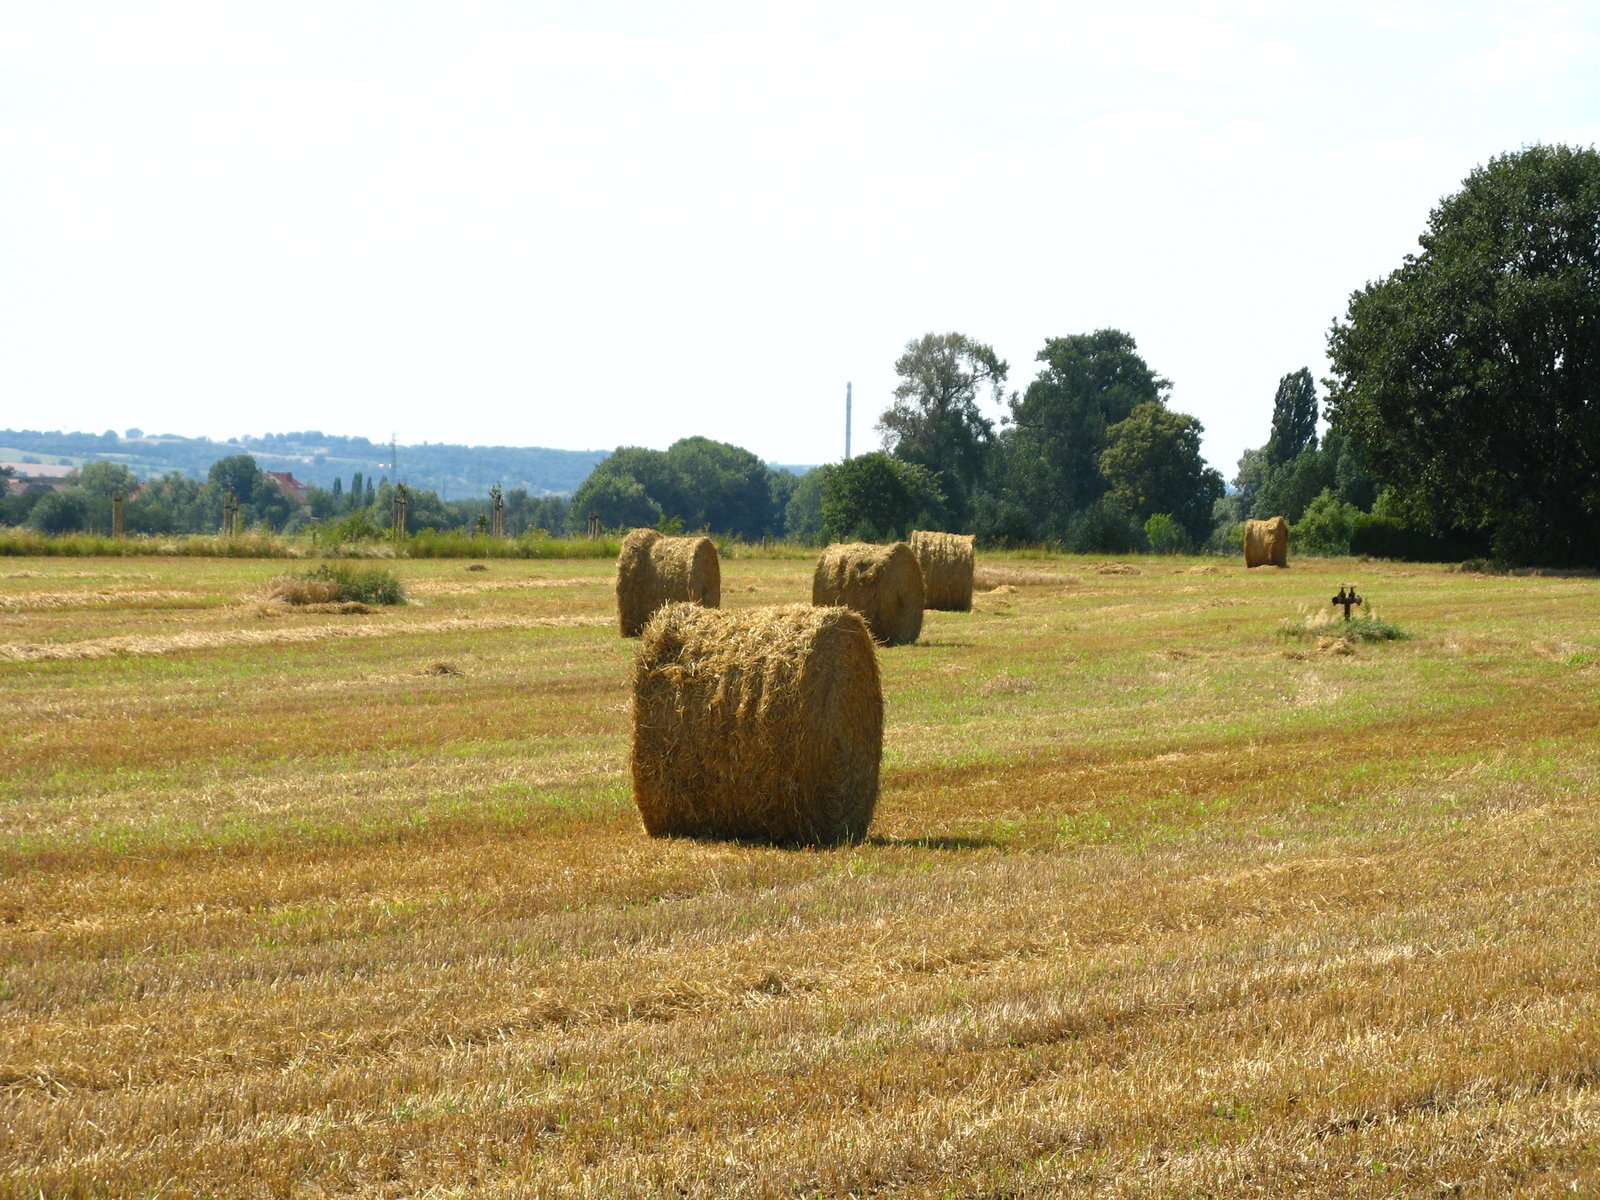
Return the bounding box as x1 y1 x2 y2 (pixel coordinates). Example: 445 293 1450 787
1266 368 1318 466
877 332 1007 528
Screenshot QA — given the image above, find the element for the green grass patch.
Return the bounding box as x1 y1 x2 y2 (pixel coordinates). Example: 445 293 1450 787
272 563 407 606
1278 610 1411 644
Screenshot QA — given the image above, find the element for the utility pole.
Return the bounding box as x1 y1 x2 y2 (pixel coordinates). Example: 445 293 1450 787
390 433 398 480
845 382 852 460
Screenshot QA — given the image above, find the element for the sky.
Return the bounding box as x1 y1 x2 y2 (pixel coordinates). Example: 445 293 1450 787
2 1 1598 479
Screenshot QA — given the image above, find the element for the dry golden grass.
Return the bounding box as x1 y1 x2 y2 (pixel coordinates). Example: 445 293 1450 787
2 552 1598 1197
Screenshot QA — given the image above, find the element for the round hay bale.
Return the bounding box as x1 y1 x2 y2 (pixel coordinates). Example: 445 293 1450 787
615 528 721 637
631 603 883 845
1244 516 1289 568
910 530 975 611
811 542 924 645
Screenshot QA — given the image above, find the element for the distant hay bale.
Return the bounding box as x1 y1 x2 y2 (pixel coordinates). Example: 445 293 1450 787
811 542 924 645
910 531 975 611
1244 516 1289 568
615 528 721 637
631 603 883 845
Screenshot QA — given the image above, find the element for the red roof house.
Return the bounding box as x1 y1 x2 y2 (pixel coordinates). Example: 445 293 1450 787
264 471 310 506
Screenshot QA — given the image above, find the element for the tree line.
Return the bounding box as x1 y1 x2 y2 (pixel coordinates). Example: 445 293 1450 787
6 145 1596 564
563 327 1229 552
542 141 1600 568
814 143 1600 565
0 428 605 499
0 455 570 539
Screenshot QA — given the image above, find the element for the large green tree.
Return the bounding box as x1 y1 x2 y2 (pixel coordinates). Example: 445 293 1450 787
568 438 784 537
568 447 681 534
819 453 944 543
570 470 661 532
68 460 139 534
1098 402 1224 544
877 332 1007 528
1326 143 1600 565
73 460 137 501
207 454 260 505
501 489 569 536
1250 431 1377 525
27 490 89 534
1003 329 1169 538
662 437 775 538
782 466 832 545
1230 446 1270 522
1266 368 1318 466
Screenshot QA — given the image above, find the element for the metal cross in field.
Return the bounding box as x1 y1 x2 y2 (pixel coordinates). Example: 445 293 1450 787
1331 584 1363 620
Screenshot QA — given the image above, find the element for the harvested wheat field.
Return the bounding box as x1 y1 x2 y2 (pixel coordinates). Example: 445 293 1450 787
2 551 1599 1197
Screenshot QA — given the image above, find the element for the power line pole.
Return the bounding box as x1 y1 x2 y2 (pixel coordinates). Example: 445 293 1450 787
845 382 852 460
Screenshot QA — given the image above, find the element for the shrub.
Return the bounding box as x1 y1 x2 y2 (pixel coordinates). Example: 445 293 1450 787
271 564 406 606
319 508 386 545
1349 515 1491 562
1205 519 1246 556
1068 498 1143 554
1143 513 1186 554
326 565 404 605
1292 489 1362 556
1278 606 1410 645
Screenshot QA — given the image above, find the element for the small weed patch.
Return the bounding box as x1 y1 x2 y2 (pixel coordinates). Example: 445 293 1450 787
1279 607 1410 645
1337 616 1409 643
269 564 406 606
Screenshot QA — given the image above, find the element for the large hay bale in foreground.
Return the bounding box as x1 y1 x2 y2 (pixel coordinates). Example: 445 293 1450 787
615 528 721 637
910 530 976 612
811 542 924 645
631 603 883 845
1244 516 1289 568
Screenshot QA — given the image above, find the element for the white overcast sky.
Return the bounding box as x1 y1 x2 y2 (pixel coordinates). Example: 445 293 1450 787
2 1 1597 476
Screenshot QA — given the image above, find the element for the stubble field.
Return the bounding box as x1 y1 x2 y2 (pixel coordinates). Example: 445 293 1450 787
1 550 1597 1198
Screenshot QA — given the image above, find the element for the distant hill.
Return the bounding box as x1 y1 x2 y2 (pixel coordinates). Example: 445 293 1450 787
0 429 610 499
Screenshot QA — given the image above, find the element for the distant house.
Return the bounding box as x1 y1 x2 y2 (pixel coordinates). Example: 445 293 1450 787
1 462 74 495
264 471 310 507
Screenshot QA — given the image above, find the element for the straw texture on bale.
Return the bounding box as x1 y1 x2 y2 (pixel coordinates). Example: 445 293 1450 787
615 528 721 637
631 602 883 845
910 530 976 611
811 541 924 645
1244 516 1289 568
